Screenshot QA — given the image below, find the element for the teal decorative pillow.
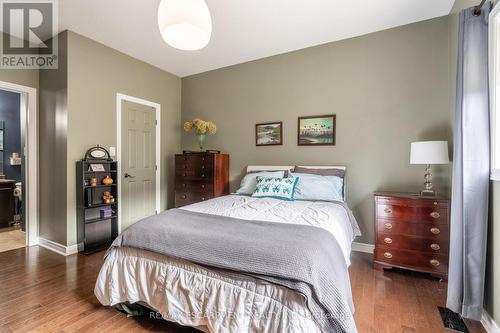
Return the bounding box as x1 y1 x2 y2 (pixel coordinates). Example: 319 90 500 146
252 176 299 201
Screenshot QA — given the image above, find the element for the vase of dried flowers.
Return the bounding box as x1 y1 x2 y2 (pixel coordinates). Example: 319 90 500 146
183 118 217 151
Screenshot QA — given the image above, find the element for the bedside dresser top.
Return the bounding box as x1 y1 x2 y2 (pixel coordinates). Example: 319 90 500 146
374 191 449 201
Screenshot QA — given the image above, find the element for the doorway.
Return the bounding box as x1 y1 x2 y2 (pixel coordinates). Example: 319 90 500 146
0 89 25 252
116 94 160 233
0 81 37 251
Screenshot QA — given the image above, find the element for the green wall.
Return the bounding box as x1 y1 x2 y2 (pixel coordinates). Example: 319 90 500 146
39 32 69 245
182 17 453 244
65 31 181 246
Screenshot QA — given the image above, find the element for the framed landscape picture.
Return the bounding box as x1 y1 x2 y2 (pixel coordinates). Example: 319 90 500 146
297 115 336 146
255 121 283 146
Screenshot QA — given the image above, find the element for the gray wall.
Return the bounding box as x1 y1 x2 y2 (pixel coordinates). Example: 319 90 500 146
65 31 181 246
39 32 68 245
182 17 453 244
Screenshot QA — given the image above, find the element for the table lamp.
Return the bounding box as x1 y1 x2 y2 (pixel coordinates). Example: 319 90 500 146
410 141 450 196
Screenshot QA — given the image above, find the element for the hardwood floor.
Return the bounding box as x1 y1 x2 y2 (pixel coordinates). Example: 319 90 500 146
0 246 486 333
0 228 25 253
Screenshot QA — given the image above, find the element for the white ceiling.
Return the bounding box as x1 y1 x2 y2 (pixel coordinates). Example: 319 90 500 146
59 0 455 77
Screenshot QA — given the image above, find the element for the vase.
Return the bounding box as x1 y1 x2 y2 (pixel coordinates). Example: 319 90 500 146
196 133 206 151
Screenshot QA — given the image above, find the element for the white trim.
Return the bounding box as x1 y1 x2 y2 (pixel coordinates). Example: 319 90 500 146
116 93 161 234
352 242 375 254
0 80 38 247
491 170 500 181
490 5 500 180
38 237 78 256
482 309 500 333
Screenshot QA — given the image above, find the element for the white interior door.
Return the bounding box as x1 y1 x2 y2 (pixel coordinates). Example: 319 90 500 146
120 100 156 230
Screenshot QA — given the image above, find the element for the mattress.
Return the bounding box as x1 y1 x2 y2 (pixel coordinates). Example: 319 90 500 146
95 195 361 332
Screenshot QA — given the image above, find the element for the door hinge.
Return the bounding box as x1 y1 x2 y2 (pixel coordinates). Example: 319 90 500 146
155 119 158 125
155 165 158 171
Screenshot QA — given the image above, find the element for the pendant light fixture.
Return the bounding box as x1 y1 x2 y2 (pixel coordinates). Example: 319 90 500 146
157 0 212 51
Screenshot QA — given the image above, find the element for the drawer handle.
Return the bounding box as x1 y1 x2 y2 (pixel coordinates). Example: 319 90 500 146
433 201 438 206
384 237 393 244
182 195 187 199
182 183 186 187
201 174 205 178
384 207 392 214
184 165 187 169
183 173 187 177
430 227 441 235
384 252 393 259
201 157 205 161
430 212 440 219
430 243 441 251
201 165 205 169
430 259 440 267
201 197 205 201
201 184 205 189
384 223 393 230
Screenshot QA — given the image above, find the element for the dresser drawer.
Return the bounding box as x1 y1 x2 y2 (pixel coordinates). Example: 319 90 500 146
175 154 214 164
376 218 449 240
377 204 448 224
377 233 449 254
175 169 214 180
175 191 214 207
175 180 214 193
375 246 448 275
175 160 214 172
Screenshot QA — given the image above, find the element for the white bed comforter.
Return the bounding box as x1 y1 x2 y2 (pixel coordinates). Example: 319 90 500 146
95 195 361 333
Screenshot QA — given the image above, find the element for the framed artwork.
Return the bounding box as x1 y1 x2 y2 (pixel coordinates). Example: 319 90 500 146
297 114 336 146
255 121 283 146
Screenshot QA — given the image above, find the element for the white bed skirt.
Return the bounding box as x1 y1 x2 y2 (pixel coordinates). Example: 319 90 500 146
95 247 323 333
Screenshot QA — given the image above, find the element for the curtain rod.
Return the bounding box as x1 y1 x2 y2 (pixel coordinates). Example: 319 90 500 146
473 0 487 16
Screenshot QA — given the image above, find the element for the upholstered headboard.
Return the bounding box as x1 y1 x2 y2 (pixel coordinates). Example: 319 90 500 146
246 165 347 201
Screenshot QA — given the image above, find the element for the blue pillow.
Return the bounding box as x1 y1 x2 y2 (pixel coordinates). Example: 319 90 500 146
289 172 344 202
236 171 285 195
252 176 299 201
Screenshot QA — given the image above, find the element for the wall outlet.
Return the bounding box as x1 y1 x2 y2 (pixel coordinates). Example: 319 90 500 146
109 147 116 157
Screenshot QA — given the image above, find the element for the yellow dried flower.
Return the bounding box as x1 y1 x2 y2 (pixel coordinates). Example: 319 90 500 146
207 122 217 134
185 118 216 135
183 121 193 131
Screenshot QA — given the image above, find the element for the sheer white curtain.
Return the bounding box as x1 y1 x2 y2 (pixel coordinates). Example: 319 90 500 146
446 3 491 320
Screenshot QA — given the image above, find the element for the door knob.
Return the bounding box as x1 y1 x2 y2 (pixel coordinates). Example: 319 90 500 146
124 173 135 179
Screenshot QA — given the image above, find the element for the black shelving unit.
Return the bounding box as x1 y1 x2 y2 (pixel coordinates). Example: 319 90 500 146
76 160 118 254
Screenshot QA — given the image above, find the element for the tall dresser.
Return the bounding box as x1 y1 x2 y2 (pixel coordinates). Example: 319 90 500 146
175 152 230 207
373 192 450 280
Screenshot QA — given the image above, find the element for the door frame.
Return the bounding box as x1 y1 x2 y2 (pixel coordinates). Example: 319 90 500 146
0 80 38 246
116 93 161 233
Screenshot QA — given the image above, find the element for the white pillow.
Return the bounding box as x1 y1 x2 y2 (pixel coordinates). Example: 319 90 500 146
236 171 285 195
252 176 299 201
289 172 344 202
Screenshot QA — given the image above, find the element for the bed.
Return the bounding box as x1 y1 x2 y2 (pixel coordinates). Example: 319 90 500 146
94 166 361 333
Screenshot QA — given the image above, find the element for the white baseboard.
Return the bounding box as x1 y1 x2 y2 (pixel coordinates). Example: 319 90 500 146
352 242 375 254
37 237 78 256
482 309 500 333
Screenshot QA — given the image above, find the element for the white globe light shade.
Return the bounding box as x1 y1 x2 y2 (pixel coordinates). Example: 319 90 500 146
157 0 212 51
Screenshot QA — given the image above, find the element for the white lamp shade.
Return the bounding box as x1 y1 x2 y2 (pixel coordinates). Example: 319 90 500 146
157 0 212 51
410 141 450 165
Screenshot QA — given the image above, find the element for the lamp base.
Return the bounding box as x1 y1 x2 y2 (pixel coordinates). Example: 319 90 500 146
420 190 437 197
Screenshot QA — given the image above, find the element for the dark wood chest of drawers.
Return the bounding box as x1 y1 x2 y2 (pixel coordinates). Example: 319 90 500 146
175 152 229 207
374 192 450 279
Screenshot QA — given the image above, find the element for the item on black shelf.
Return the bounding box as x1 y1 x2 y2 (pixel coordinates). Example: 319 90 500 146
85 188 92 207
90 178 98 187
102 175 114 185
100 207 114 218
102 191 115 204
83 145 113 161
